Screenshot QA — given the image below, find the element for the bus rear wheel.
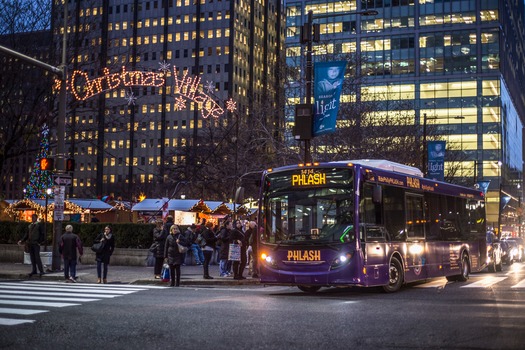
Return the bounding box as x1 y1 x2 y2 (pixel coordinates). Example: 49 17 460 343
298 286 321 293
446 254 470 282
383 257 404 293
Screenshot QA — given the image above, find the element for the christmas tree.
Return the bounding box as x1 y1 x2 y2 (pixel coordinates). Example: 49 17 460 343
25 124 54 199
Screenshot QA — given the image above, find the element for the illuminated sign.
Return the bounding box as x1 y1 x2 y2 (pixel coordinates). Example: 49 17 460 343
68 67 165 101
291 169 327 186
406 177 420 189
287 250 321 261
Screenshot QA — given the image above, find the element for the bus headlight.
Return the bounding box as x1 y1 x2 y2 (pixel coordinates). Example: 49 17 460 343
330 253 352 270
261 253 277 267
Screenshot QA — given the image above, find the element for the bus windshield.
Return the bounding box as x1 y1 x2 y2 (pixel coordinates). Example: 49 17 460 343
262 168 355 244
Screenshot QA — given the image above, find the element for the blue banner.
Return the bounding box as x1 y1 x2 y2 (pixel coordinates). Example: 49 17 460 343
427 141 445 181
476 180 491 195
313 61 347 136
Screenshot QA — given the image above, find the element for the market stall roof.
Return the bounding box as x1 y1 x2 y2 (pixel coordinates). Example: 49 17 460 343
4 198 114 214
131 198 203 212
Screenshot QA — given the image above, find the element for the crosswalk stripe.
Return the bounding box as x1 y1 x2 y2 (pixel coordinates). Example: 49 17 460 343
0 294 100 302
0 284 137 295
511 279 525 288
0 300 79 308
0 289 119 298
460 276 507 288
20 281 169 289
413 278 448 288
0 318 35 326
0 308 48 315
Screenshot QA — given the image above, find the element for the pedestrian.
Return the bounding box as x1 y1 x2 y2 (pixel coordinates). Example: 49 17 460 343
59 224 83 283
218 220 232 277
201 221 218 279
164 224 190 287
230 219 247 280
185 224 204 265
212 224 221 265
152 219 168 279
94 225 115 284
18 214 46 277
244 221 257 277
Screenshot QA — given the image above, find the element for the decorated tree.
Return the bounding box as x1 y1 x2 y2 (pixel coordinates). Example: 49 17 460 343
24 124 54 199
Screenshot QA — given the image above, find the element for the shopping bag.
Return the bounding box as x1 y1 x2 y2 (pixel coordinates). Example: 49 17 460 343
228 244 241 261
161 263 170 282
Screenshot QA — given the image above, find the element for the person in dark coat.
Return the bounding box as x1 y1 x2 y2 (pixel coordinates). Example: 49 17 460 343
59 224 83 282
152 219 168 279
18 214 46 277
201 221 218 279
164 224 190 287
94 225 115 284
218 220 232 277
230 219 247 280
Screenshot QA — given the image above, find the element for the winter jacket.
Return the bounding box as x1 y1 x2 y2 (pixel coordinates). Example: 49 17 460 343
20 221 45 245
152 227 168 258
164 232 190 265
59 232 83 260
94 232 115 264
218 227 231 260
202 227 218 249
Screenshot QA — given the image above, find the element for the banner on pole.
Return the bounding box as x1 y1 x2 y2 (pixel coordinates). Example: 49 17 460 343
313 61 347 136
427 141 445 181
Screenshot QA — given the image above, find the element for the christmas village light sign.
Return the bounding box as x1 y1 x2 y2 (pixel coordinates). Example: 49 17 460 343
55 61 236 118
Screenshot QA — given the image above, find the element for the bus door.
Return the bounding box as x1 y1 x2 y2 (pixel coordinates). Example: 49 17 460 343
362 225 389 282
405 194 428 281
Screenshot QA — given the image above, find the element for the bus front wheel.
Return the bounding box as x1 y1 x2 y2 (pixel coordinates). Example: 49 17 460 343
298 286 321 293
383 257 404 293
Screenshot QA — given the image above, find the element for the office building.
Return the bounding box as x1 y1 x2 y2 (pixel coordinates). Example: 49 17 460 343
49 0 284 201
285 0 525 233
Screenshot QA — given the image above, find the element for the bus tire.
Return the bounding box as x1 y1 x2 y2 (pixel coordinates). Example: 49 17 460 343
298 286 321 293
383 257 404 293
457 254 470 282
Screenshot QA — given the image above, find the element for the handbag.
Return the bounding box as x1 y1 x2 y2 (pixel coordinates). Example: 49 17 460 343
228 243 241 261
149 241 159 253
24 242 30 253
91 241 105 253
161 263 170 282
177 242 188 254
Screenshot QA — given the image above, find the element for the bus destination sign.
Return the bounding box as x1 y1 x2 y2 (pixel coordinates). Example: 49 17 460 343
291 169 327 187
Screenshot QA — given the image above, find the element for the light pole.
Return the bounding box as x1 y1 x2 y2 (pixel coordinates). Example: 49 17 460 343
299 9 378 163
44 188 52 250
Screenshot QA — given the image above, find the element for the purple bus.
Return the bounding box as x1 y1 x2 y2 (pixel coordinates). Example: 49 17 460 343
257 160 488 293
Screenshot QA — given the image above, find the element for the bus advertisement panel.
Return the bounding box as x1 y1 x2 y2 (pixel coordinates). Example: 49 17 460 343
257 160 488 293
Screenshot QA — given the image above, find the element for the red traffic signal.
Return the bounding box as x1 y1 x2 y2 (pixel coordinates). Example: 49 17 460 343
40 158 54 171
66 158 75 172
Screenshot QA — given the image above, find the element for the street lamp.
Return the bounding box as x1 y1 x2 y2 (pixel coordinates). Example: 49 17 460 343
298 9 378 163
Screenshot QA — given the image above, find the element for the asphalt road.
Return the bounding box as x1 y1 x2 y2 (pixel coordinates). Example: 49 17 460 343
1 264 525 349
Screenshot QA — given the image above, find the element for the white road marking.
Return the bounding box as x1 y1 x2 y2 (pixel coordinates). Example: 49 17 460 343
460 276 508 288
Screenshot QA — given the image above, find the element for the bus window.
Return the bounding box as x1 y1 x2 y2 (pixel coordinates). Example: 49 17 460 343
383 186 406 241
406 194 425 239
360 183 383 225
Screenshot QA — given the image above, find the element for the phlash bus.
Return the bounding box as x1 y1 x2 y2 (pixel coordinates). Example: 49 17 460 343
257 160 488 293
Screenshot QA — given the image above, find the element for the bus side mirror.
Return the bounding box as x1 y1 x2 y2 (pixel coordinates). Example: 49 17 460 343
373 185 382 204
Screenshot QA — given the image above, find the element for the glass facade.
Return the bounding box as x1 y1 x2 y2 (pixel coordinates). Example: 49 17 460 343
285 0 525 233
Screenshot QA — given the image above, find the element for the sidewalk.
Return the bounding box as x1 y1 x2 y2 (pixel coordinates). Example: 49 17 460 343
0 262 260 286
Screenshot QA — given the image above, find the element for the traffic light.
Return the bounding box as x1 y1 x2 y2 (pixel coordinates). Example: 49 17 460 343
40 158 54 171
66 158 75 172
